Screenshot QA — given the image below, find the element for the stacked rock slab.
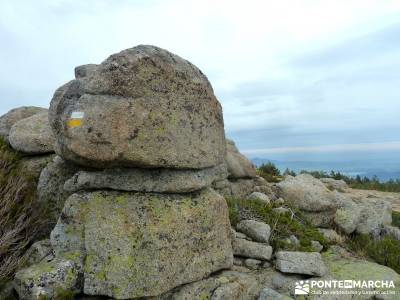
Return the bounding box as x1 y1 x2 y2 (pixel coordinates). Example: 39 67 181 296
14 45 233 300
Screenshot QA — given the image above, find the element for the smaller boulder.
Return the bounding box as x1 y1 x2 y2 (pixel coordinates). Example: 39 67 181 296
13 259 81 300
311 240 323 252
334 201 361 234
0 106 47 142
247 192 270 204
320 178 348 191
244 258 262 269
9 112 55 154
275 251 327 276
237 220 271 243
318 228 342 244
25 239 54 266
232 238 272 260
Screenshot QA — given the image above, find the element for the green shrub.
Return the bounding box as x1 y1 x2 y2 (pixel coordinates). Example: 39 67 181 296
392 211 400 228
226 197 328 252
347 234 400 273
257 161 282 183
0 138 47 282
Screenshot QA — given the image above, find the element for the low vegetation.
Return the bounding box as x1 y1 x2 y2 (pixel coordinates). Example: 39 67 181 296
257 161 400 192
226 197 328 252
0 138 46 283
347 234 400 274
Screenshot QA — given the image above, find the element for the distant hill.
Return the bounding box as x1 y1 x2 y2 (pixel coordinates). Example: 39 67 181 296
251 158 400 182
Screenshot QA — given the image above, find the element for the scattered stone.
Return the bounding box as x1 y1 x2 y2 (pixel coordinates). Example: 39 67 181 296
272 207 290 215
232 238 272 260
0 106 47 142
64 164 227 193
50 189 233 299
13 259 82 300
244 258 262 269
237 220 271 243
258 287 293 300
311 240 323 252
9 112 55 154
285 235 300 247
225 139 257 178
49 45 225 169
217 178 273 199
275 251 327 277
318 228 342 244
320 178 348 191
274 197 285 205
232 229 249 240
247 192 270 204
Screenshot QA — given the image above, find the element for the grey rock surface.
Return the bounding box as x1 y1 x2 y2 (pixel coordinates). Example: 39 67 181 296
225 139 257 178
50 188 233 299
49 45 225 169
232 238 272 260
37 156 82 230
64 164 227 193
0 106 47 142
258 287 293 300
13 259 82 300
247 192 270 204
276 174 342 212
75 64 99 78
275 251 327 277
320 178 348 191
237 220 271 243
9 112 55 154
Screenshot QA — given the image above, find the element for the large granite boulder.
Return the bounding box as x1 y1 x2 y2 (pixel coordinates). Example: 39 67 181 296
9 112 55 154
49 45 225 169
0 106 47 142
225 139 257 178
49 188 233 299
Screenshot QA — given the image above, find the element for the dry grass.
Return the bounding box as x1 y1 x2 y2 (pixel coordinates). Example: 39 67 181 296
0 138 47 283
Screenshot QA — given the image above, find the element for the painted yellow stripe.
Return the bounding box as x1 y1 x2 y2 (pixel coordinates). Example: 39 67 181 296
67 119 83 128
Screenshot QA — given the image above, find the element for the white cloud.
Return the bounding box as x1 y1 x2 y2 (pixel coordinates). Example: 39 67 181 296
242 141 400 155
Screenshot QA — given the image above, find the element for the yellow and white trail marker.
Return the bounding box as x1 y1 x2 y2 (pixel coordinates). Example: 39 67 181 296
67 111 85 128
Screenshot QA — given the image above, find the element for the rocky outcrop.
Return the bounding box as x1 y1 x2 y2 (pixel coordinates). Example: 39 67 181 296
49 45 225 169
0 106 47 142
232 238 272 260
8 112 55 154
13 45 234 300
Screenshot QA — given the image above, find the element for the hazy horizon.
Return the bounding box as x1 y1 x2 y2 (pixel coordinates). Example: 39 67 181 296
1 0 400 175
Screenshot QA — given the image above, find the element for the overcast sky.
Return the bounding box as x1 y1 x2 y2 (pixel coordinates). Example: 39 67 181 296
1 0 400 161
